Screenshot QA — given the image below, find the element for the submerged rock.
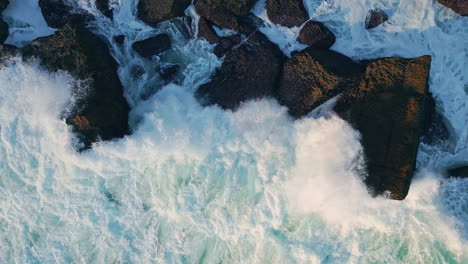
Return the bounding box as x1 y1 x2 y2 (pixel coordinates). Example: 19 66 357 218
194 0 257 32
438 0 468 16
420 94 450 145
335 56 432 200
266 0 309 27
132 34 171 58
277 47 364 117
38 0 92 28
447 166 468 178
95 0 113 19
137 0 191 26
365 10 388 29
196 32 286 109
159 64 179 83
113 35 125 45
0 0 9 43
298 21 336 49
21 24 129 150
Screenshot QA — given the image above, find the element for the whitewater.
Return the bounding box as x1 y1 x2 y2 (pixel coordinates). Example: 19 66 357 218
0 0 467 263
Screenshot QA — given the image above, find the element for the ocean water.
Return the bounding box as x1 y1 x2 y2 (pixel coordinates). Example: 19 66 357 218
0 0 467 263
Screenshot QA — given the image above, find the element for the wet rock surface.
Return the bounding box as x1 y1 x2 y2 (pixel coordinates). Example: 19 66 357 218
438 0 468 16
447 166 468 178
197 17 242 57
213 35 242 57
38 0 92 28
21 24 130 150
158 64 179 83
198 17 220 44
0 0 9 43
113 35 125 45
266 0 309 27
298 21 336 48
277 47 364 117
196 32 286 109
0 0 7 10
420 94 449 145
137 0 191 26
96 0 113 19
365 10 389 29
335 56 433 200
194 0 257 32
132 34 171 58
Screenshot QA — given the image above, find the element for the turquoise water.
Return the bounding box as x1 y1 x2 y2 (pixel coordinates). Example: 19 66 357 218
0 0 467 263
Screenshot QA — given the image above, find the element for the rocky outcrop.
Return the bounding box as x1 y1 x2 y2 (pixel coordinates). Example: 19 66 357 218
447 166 468 178
194 0 257 32
298 21 335 48
277 47 364 117
38 0 92 28
21 24 129 150
335 56 432 200
198 17 220 44
365 10 388 29
197 17 241 57
266 0 308 27
438 0 468 16
196 32 286 109
96 0 113 18
213 35 241 57
132 34 171 58
0 0 9 43
137 0 191 26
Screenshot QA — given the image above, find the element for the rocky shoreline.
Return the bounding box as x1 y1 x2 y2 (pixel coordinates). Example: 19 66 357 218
0 0 465 199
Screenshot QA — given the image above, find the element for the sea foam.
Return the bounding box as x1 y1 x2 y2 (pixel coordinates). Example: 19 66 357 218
0 0 467 263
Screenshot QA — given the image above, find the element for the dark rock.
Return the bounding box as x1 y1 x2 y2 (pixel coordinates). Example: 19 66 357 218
266 0 309 27
447 166 468 178
132 34 171 58
365 10 388 29
0 43 16 60
420 93 449 145
137 0 191 26
298 21 335 49
0 19 7 44
194 0 257 32
335 56 432 200
277 47 364 117
197 17 241 57
39 0 92 28
0 0 9 43
159 64 179 83
113 35 125 45
0 0 8 10
196 32 286 109
237 13 265 34
96 0 113 19
213 35 241 57
438 0 468 16
21 24 130 150
198 17 220 44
